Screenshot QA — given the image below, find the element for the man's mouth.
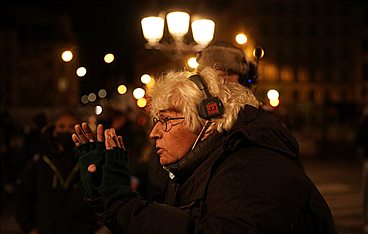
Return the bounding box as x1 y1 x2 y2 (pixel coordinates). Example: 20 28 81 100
156 147 163 155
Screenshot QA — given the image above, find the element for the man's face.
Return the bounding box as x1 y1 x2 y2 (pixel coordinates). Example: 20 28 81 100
149 110 198 166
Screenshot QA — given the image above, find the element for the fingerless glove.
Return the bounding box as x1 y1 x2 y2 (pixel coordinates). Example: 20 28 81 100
76 141 106 198
100 148 138 209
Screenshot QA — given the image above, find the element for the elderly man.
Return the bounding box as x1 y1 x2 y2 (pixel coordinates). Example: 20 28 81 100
73 67 336 233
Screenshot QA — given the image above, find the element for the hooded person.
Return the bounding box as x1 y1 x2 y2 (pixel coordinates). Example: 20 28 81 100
73 67 336 234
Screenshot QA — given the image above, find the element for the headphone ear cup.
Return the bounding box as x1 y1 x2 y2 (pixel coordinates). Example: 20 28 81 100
189 74 224 120
198 102 208 119
198 97 224 119
238 73 247 86
239 62 258 88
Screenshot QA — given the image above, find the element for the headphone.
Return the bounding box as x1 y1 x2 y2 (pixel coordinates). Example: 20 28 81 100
189 74 224 120
238 61 259 88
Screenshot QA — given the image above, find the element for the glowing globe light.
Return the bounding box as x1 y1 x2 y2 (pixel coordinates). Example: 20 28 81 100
81 95 89 104
141 16 165 46
141 74 151 84
117 85 127 94
235 33 247 45
269 98 280 107
187 57 199 69
76 67 87 77
88 93 97 102
104 53 114 63
137 98 147 108
267 89 279 100
61 50 73 62
191 19 215 47
133 88 145 99
95 105 103 115
166 11 190 39
98 89 107 98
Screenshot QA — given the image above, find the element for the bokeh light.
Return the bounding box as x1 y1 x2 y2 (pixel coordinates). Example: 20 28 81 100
187 57 199 69
57 78 67 92
98 89 107 98
88 93 96 102
117 85 127 94
76 67 87 77
269 99 280 107
61 50 73 62
235 33 247 45
267 89 279 100
133 88 145 99
145 78 156 91
104 53 114 63
141 74 151 84
81 95 89 104
137 98 147 108
95 105 103 115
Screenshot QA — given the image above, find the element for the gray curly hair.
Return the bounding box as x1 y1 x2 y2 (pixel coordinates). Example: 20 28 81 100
148 67 259 133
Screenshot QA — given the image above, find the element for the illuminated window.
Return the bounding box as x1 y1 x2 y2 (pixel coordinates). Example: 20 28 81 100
297 68 309 82
264 64 279 81
280 66 293 82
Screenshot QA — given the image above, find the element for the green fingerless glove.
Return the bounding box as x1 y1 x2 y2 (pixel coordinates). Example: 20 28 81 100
100 148 138 210
76 141 106 198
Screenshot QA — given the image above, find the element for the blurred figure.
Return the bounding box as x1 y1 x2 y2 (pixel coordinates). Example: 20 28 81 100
197 41 259 91
1 111 26 198
357 106 368 233
22 112 48 162
15 110 99 234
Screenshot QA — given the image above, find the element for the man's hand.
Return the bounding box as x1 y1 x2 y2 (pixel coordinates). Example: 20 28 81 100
72 122 103 146
72 122 106 197
104 128 125 150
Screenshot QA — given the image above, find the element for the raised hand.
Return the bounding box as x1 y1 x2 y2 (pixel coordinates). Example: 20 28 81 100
72 122 106 198
72 122 104 146
104 128 125 150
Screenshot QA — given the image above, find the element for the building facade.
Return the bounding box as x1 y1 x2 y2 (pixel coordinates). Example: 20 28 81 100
0 4 79 123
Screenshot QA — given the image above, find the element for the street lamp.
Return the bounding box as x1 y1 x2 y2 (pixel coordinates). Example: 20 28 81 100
141 11 215 58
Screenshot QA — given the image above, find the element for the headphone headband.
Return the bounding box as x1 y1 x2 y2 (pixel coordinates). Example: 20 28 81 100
189 75 212 98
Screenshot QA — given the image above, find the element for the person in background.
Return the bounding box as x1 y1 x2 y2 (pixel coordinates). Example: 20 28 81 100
196 41 259 91
73 67 336 233
15 110 99 234
22 112 48 162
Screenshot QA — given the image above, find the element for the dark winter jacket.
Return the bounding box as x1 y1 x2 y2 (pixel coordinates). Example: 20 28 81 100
15 147 98 234
95 105 337 233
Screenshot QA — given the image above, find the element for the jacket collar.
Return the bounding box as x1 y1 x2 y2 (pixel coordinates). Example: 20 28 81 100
166 130 224 183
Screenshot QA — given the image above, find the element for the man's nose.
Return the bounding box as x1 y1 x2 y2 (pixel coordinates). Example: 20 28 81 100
149 124 161 139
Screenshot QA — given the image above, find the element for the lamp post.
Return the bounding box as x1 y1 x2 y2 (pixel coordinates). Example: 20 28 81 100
141 11 215 58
